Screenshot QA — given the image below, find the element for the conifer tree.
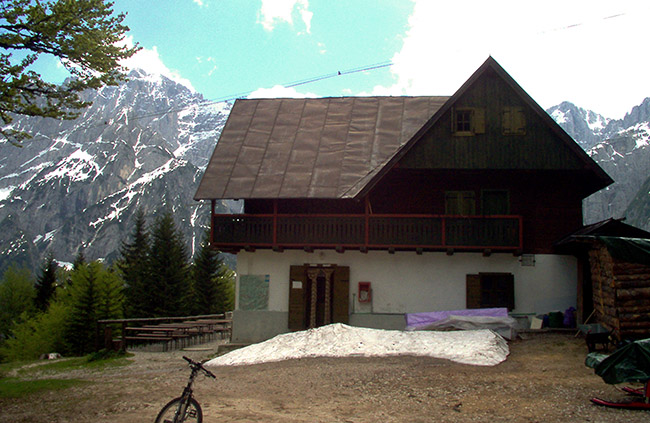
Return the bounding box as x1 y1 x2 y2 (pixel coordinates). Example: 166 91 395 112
148 210 191 317
34 252 58 311
0 0 139 144
65 261 123 355
191 231 220 315
118 208 151 317
73 250 86 271
0 265 35 339
215 263 235 314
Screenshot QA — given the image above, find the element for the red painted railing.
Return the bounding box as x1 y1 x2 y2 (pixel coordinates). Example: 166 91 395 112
211 213 523 252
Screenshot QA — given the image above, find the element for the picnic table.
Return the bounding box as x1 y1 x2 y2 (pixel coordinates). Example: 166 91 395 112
97 314 232 352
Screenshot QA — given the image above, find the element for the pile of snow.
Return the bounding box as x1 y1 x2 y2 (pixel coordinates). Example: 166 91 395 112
206 323 509 367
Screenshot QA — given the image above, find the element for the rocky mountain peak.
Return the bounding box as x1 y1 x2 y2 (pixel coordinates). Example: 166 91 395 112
0 69 232 273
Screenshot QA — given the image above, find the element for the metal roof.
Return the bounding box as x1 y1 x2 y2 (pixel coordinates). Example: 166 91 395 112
194 96 449 200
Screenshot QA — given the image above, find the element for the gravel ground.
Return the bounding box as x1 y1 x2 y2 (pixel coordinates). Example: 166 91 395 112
1 332 648 423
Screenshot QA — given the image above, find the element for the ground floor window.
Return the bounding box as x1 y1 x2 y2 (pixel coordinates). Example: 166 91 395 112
466 272 514 310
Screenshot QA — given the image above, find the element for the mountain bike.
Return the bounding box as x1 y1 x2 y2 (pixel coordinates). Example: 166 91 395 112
154 356 216 423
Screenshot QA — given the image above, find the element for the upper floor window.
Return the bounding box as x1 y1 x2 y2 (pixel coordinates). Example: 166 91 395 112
502 107 526 135
445 191 476 215
481 189 510 215
452 107 485 136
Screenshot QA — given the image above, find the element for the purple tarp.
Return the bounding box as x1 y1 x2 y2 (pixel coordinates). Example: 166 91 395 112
405 308 508 330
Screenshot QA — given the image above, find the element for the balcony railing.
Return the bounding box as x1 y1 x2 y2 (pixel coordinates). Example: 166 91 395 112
211 213 523 252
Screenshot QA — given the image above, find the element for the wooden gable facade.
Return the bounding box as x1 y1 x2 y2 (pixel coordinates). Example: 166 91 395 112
197 57 612 256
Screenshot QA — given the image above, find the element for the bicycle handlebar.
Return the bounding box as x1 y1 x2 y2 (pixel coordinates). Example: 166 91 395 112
183 355 216 379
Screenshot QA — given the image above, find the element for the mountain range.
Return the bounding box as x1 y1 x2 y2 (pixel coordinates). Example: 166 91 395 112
0 69 233 273
548 99 650 230
0 70 648 273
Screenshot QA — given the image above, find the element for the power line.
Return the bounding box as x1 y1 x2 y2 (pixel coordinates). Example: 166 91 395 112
18 60 394 139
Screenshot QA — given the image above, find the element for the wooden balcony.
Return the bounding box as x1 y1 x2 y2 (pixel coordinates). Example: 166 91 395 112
211 213 523 253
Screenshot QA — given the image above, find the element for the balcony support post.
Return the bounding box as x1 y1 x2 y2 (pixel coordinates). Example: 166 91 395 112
273 200 278 247
364 196 370 249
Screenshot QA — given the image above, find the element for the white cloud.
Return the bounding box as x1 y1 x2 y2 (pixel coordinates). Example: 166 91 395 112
378 0 650 119
119 36 195 92
258 0 312 33
192 0 205 6
248 85 317 99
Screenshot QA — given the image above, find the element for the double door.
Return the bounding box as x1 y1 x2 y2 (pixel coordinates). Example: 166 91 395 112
288 265 349 331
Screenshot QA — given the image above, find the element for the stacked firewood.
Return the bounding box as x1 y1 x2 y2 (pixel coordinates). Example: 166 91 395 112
589 243 650 339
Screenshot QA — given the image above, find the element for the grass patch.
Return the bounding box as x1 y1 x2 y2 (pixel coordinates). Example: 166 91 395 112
3 350 133 378
0 377 87 398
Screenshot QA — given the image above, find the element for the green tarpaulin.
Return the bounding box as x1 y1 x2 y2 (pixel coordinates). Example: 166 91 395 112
588 339 650 385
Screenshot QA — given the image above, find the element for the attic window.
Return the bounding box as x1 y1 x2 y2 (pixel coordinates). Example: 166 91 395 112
453 107 485 136
502 107 526 135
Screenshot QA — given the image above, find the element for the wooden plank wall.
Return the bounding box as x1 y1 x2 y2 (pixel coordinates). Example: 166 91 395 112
589 243 650 339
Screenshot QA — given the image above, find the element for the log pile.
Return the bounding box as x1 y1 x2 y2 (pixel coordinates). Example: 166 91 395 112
589 243 650 339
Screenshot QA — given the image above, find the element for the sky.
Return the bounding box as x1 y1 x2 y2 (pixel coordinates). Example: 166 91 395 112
34 0 650 119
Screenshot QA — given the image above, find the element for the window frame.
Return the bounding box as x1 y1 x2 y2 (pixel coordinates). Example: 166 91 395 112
481 189 510 215
452 107 485 136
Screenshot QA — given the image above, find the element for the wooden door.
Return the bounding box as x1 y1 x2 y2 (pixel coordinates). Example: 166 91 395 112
288 265 349 331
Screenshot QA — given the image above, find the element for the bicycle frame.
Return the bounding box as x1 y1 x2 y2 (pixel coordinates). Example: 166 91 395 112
155 356 216 423
172 369 198 422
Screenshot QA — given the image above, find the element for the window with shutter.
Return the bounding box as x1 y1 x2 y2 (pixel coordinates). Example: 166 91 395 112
481 190 510 215
452 108 485 136
445 191 476 215
466 273 515 311
502 107 526 135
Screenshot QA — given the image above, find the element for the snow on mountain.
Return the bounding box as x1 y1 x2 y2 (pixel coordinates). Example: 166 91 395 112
548 98 650 231
0 69 232 273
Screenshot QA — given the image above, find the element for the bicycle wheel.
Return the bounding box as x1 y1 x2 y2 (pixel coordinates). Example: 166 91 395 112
154 396 203 423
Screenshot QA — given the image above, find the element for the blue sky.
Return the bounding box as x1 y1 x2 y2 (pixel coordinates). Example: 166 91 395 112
36 0 650 119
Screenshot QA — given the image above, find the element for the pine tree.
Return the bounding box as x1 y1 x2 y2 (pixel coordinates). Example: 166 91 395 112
118 208 151 317
191 231 220 315
73 250 86 271
0 0 139 144
65 263 97 355
215 263 235 314
65 261 123 355
0 265 35 338
148 210 191 317
34 253 58 311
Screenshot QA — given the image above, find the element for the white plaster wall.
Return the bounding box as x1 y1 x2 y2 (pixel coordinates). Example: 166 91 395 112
235 250 578 317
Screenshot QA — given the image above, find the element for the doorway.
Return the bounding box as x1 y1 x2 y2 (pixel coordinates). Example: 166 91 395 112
288 265 349 331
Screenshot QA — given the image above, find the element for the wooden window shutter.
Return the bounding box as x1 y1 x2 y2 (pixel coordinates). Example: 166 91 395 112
502 107 525 135
467 273 515 310
332 266 350 324
288 265 307 331
466 274 482 309
513 108 526 134
473 108 485 134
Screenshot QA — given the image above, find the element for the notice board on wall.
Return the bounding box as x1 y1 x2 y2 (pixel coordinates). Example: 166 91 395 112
239 274 270 310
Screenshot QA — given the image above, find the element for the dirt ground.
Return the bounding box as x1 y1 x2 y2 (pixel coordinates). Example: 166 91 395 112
1 332 648 423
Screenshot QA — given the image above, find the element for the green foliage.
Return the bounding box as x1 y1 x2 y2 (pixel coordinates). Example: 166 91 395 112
34 252 57 311
65 261 123 355
0 265 35 339
190 231 235 315
0 0 139 144
0 377 86 398
72 250 86 271
215 266 235 314
148 210 191 317
117 207 151 318
0 301 70 362
189 231 219 315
